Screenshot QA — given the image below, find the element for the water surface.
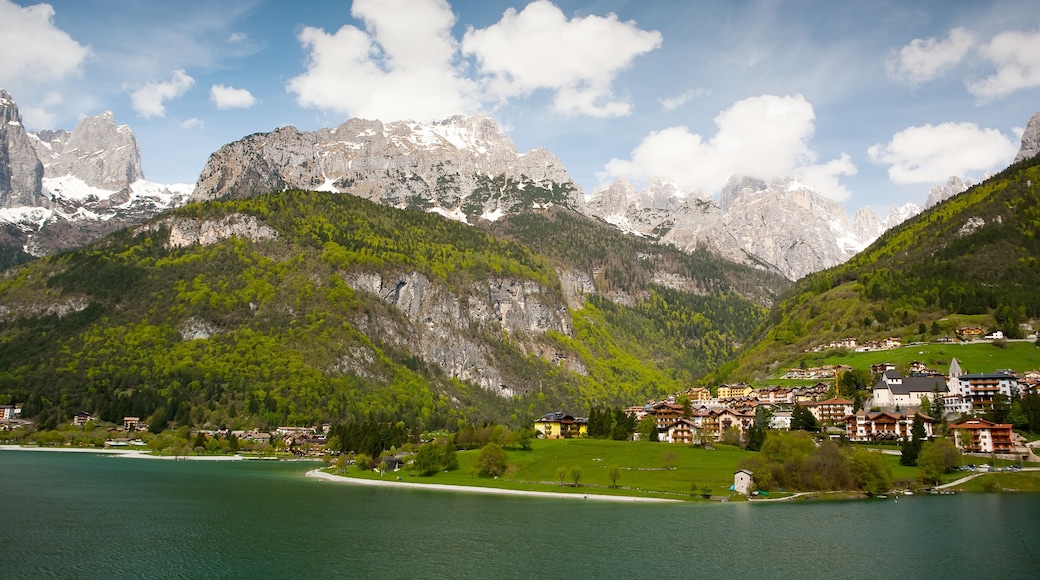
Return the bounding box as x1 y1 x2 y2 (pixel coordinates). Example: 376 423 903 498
2 450 1037 578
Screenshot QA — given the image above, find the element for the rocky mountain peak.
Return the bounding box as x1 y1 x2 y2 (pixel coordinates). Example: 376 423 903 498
925 176 973 208
0 92 188 259
39 111 143 190
1014 110 1040 163
191 114 585 222
0 89 45 208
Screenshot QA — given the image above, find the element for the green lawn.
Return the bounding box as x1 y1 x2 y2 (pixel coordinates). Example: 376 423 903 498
802 341 1040 375
948 471 1040 492
340 438 755 500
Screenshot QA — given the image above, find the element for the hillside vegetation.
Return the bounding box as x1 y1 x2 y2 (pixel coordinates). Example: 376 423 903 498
716 154 1040 382
0 190 778 431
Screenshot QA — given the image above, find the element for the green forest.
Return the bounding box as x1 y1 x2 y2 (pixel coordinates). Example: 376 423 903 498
0 190 772 432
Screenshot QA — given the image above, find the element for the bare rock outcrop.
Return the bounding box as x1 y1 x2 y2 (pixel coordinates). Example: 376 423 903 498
0 89 45 208
342 270 573 396
1015 110 1040 163
137 213 280 248
190 115 586 222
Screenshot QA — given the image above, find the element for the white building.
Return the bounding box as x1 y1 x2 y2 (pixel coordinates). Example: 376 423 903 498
871 370 948 410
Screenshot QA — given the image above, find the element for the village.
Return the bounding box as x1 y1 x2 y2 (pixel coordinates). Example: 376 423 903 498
4 330 1039 466
535 350 1039 463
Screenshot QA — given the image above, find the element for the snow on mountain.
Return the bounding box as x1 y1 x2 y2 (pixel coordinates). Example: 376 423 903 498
191 114 585 223
0 90 188 257
588 175 945 280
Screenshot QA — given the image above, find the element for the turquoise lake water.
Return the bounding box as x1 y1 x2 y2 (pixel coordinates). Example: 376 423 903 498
2 450 1038 579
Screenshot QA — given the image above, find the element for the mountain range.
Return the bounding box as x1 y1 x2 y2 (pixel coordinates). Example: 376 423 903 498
0 84 1037 430
0 89 995 280
0 90 191 266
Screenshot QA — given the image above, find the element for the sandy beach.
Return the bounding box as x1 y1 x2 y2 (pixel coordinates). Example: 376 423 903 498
0 445 245 461
305 468 678 502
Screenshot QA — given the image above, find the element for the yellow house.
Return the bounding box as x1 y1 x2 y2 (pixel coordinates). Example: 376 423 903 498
685 387 712 403
534 412 588 439
717 383 753 399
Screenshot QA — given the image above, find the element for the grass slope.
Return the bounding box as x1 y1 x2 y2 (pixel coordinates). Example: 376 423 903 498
0 190 772 431
716 154 1040 383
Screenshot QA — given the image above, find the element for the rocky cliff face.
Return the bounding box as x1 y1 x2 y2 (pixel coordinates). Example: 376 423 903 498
0 91 189 258
925 176 973 208
191 115 586 222
587 175 923 280
342 269 580 394
33 111 143 191
1015 110 1040 163
0 90 45 208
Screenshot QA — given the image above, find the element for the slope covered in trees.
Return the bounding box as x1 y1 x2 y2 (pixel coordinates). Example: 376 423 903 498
716 154 1040 382
0 190 775 431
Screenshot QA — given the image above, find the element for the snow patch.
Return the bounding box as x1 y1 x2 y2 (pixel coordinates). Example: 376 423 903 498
43 175 115 203
481 208 505 222
314 174 340 193
427 206 469 224
0 206 53 231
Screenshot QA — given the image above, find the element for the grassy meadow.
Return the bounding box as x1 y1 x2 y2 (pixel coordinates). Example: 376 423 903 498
341 438 753 500
762 340 1040 387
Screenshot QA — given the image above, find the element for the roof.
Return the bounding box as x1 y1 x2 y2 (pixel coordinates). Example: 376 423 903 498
949 418 1013 430
959 372 1017 381
875 372 948 395
816 398 853 405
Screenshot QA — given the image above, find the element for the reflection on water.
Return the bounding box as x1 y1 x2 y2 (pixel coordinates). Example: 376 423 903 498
1 451 1038 579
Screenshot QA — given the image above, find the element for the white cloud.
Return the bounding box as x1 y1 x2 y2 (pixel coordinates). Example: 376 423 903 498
659 88 708 111
286 0 478 121
796 153 857 202
210 84 256 109
287 0 661 121
887 27 975 85
967 29 1040 100
130 69 195 118
18 91 63 128
0 0 90 92
228 32 247 43
461 1 661 118
867 122 1018 184
601 94 856 200
180 118 205 130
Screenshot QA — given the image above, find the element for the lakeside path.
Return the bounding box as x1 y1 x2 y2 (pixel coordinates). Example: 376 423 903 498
305 469 679 502
0 445 245 461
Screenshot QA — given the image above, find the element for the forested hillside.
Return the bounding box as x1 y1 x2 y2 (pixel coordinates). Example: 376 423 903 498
715 154 1040 382
0 191 778 431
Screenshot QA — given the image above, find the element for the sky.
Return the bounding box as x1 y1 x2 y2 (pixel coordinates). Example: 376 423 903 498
2 0 1039 214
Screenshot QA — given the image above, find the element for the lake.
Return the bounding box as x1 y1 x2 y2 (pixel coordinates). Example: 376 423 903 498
2 450 1038 579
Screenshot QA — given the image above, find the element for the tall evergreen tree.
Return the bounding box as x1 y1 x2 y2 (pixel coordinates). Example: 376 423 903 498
900 413 926 466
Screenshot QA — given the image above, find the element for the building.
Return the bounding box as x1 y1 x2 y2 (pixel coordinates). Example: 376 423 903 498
844 411 934 442
754 386 794 405
954 372 1017 411
716 408 754 440
533 412 588 439
733 470 754 495
805 398 854 426
662 418 701 444
123 416 140 431
717 383 753 400
72 412 93 426
949 418 1014 453
648 402 684 429
1 404 20 422
769 410 793 430
871 370 948 410
684 387 712 404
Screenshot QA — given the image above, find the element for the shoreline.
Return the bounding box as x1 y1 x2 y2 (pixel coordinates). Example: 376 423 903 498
305 469 679 502
0 444 245 461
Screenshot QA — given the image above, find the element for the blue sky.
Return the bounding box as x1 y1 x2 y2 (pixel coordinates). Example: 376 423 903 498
2 0 1038 214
